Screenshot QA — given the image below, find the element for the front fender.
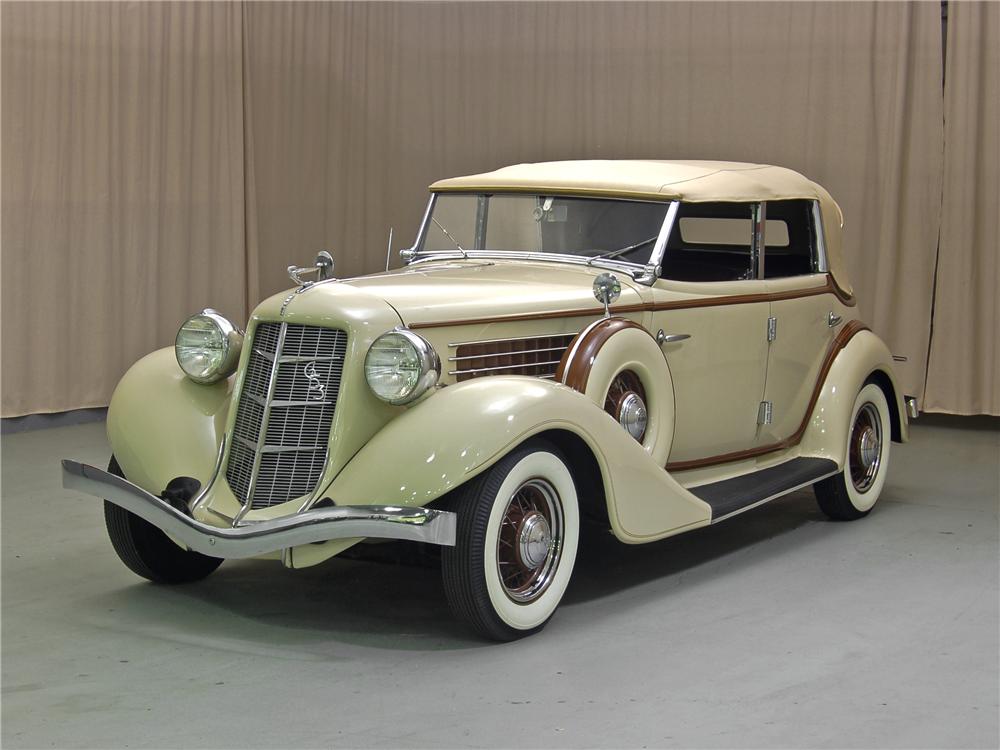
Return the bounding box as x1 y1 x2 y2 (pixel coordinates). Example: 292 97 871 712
326 377 711 543
800 329 908 465
107 348 231 496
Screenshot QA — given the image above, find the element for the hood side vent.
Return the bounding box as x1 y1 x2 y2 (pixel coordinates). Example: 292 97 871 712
448 333 577 382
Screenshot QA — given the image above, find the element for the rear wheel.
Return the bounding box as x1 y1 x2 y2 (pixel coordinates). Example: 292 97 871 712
441 439 580 641
814 382 892 520
104 456 222 583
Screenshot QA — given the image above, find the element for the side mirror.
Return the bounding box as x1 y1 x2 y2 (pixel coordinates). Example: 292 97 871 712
314 251 335 281
593 273 621 317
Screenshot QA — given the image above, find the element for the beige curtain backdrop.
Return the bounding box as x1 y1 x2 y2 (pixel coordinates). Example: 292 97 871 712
923 1 1000 415
243 1 942 399
4 0 987 417
1 1 247 416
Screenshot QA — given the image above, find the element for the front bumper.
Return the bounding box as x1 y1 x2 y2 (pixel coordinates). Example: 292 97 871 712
61 460 457 559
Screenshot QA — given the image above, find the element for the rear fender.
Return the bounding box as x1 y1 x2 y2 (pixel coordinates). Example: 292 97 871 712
800 329 908 467
326 376 711 543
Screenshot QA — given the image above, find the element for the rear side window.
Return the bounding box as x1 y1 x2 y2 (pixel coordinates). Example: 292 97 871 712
662 202 754 282
761 200 816 278
660 200 818 282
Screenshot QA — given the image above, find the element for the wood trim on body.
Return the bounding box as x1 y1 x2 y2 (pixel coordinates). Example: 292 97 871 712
407 275 854 330
663 319 871 471
555 318 648 393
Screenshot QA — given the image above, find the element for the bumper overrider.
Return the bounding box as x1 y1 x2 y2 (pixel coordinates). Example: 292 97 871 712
61 460 457 559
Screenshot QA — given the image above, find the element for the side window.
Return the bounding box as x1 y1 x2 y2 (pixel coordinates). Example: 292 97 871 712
662 202 755 282
762 200 817 278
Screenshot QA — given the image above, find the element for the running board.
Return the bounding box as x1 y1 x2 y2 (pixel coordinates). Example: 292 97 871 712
690 457 839 523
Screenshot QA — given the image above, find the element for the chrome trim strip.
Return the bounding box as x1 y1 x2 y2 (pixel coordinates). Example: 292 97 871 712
257 444 326 454
448 345 569 362
448 332 577 348
408 250 650 280
247 393 334 408
709 469 840 524
253 348 343 365
449 359 563 377
62 460 457 554
812 200 829 274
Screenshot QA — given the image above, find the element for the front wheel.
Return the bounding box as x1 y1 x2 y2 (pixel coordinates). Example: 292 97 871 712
104 456 223 583
814 382 892 520
441 439 580 641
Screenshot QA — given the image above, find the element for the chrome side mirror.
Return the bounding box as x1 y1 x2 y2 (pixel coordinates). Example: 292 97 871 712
288 251 336 286
593 273 621 317
314 250 335 280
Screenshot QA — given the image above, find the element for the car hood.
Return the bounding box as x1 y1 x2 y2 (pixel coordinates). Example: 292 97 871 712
339 259 646 327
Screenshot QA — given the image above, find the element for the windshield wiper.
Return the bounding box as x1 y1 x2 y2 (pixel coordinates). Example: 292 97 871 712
586 235 659 264
431 217 469 258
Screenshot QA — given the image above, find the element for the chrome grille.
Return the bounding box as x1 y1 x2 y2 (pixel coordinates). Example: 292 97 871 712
226 322 347 510
448 333 577 381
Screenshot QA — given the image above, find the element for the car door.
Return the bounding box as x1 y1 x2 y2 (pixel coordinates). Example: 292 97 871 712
651 202 771 469
758 200 837 447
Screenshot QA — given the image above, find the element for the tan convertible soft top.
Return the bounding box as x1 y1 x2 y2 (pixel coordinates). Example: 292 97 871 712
431 160 851 298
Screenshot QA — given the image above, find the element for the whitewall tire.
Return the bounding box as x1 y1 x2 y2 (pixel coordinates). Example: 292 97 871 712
442 439 580 641
814 382 892 520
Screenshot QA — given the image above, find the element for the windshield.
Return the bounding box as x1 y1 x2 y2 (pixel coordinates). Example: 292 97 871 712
418 194 670 266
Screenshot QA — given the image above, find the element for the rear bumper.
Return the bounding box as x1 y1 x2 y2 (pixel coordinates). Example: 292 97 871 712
61 460 457 559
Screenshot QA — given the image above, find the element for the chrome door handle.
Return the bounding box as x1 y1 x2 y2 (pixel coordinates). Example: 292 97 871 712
657 330 691 345
827 312 843 328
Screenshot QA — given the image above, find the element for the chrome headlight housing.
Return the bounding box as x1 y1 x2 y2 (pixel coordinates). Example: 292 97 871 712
364 329 440 405
174 309 243 384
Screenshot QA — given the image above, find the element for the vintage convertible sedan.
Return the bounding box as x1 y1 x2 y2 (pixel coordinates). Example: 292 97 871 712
63 160 917 640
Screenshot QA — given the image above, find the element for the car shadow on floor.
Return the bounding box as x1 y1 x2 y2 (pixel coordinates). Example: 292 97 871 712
564 489 827 605
86 489 841 651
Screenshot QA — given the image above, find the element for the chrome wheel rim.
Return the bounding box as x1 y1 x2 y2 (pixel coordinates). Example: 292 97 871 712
496 478 563 603
849 402 882 493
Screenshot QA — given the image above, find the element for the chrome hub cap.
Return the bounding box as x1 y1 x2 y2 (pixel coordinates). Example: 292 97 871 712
849 403 882 493
497 478 564 603
605 370 648 443
618 393 648 441
517 512 553 569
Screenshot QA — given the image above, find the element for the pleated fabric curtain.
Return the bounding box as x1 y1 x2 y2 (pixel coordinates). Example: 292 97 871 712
1 1 247 416
241 1 943 399
3 1 990 416
923 1 1000 415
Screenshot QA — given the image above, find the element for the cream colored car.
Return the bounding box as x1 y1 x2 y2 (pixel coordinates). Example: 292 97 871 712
63 160 916 641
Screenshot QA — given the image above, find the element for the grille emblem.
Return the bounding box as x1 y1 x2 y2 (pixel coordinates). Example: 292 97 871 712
303 361 326 401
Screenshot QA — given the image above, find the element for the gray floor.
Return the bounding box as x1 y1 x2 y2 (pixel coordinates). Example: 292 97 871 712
2 418 998 749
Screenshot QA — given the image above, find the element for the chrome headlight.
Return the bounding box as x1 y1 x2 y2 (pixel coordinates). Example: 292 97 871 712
364 329 440 405
174 309 243 384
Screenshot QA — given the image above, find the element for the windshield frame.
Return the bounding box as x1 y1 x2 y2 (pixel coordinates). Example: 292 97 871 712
403 192 679 285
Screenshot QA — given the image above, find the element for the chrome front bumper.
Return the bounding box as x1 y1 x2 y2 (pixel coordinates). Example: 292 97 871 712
61 460 457 559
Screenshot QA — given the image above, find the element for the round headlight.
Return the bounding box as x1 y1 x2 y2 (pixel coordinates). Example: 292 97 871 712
175 309 242 384
364 329 440 405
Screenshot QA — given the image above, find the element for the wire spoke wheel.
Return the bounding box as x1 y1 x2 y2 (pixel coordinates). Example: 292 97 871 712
849 402 882 493
496 478 563 603
441 439 580 640
815 382 891 521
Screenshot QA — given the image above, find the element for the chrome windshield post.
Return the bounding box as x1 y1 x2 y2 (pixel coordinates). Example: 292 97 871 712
401 194 437 265
645 200 679 284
